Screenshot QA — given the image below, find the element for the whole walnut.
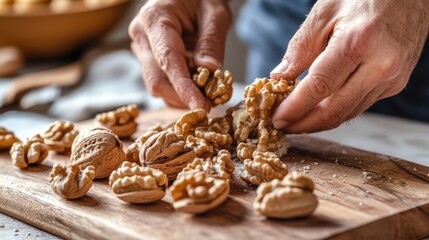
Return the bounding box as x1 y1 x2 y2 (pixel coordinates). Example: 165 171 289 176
139 131 195 181
70 127 125 179
253 172 318 219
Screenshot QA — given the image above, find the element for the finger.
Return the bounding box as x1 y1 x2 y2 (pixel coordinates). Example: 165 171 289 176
279 64 379 133
142 8 211 111
194 0 231 71
270 1 339 80
131 39 188 109
272 23 365 129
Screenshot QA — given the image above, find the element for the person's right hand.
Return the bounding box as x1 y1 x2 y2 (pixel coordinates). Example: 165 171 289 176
129 0 231 111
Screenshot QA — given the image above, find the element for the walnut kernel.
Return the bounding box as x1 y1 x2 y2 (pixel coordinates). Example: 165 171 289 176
49 164 95 200
10 134 48 168
0 127 20 151
42 120 79 154
174 109 208 138
241 151 288 186
96 104 139 138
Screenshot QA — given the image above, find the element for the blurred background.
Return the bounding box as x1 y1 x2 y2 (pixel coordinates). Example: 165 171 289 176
0 0 247 134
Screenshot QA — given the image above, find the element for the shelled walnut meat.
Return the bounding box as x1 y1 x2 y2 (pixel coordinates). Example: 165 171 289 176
96 104 139 138
140 131 195 181
70 127 125 179
109 161 168 204
185 135 213 158
170 171 230 214
0 127 20 151
241 151 288 186
49 164 95 200
10 134 48 169
254 172 318 219
180 149 235 180
42 120 79 154
192 67 233 106
174 109 208 138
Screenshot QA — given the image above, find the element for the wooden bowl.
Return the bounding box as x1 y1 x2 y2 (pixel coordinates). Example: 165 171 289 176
0 0 132 59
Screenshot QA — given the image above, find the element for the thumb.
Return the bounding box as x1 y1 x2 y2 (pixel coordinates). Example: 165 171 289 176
270 2 337 80
194 1 232 72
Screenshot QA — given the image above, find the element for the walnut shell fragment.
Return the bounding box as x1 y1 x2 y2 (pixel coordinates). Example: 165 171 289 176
125 124 164 163
42 120 79 154
241 151 288 186
109 161 168 204
140 131 195 181
0 127 20 151
49 164 95 200
95 104 139 138
174 109 208 138
192 67 233 106
171 171 230 214
70 127 125 179
253 172 318 219
10 134 48 169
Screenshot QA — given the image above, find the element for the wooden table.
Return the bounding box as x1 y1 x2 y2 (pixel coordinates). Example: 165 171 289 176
1 109 429 239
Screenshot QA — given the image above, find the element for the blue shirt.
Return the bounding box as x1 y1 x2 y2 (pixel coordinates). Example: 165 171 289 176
236 0 429 122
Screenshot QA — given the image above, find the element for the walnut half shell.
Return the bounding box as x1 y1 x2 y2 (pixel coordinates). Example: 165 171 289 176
109 161 168 204
49 164 95 200
140 131 195 181
253 172 318 219
70 127 125 179
170 171 230 214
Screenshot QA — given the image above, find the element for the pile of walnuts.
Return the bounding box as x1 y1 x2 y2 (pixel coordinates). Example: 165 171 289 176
6 75 319 219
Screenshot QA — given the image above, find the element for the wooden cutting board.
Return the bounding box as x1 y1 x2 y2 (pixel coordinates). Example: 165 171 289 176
1 109 429 240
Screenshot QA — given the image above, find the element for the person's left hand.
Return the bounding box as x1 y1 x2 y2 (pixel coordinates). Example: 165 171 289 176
270 0 429 133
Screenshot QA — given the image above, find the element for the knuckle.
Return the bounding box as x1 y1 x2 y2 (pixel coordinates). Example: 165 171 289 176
378 56 401 80
317 107 344 130
128 19 141 40
154 46 172 70
307 72 334 97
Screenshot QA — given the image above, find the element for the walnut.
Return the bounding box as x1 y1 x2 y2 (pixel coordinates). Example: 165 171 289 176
125 124 164 164
241 151 288 186
257 120 289 157
70 127 125 179
140 131 195 181
244 78 296 122
236 142 256 162
170 171 230 214
0 127 20 151
192 67 233 106
174 109 208 138
49 164 95 200
109 161 168 204
194 121 232 150
185 135 214 158
42 120 79 154
10 134 48 169
180 150 234 180
253 172 318 219
95 104 139 138
204 69 233 105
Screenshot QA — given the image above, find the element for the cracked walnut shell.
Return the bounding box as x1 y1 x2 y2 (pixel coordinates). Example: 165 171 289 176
49 164 95 200
109 161 168 204
140 131 195 181
10 134 48 168
96 104 139 138
42 120 79 154
253 172 318 219
125 124 163 163
70 127 125 179
0 127 20 151
175 109 208 138
171 171 230 214
241 151 288 186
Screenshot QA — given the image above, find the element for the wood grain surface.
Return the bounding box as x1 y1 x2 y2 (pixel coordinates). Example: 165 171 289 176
1 109 429 240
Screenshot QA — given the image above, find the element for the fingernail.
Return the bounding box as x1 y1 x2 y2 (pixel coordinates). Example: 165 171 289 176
271 59 289 75
199 55 221 68
273 120 289 129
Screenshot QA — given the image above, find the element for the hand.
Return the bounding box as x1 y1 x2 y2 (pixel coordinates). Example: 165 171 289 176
129 0 231 111
270 0 429 133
